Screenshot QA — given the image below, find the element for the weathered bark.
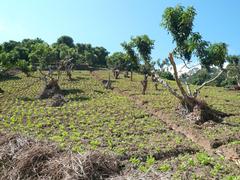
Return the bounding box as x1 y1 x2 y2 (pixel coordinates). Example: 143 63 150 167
102 73 112 89
66 71 73 81
113 69 120 79
156 53 229 123
233 85 240 90
130 70 133 81
168 53 188 98
39 79 61 99
141 74 148 95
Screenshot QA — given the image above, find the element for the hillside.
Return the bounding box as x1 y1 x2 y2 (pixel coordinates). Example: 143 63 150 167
0 70 239 179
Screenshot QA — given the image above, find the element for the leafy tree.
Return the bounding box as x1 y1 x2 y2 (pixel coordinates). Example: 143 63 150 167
28 43 57 68
121 41 139 80
56 35 74 48
17 59 31 76
158 5 229 122
75 43 108 67
106 52 127 70
226 55 240 87
93 47 109 67
131 35 154 75
2 40 20 52
157 71 174 80
83 50 97 66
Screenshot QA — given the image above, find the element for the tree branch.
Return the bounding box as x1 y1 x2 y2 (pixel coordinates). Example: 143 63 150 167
154 74 183 101
193 69 224 97
168 53 188 97
185 81 192 96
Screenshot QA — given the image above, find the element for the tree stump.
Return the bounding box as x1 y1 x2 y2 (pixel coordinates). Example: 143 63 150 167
66 71 73 81
113 69 120 79
233 85 240 90
179 96 231 124
124 71 129 78
38 79 62 99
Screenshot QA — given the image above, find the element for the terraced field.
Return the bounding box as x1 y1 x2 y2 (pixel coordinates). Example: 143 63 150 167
95 70 240 142
0 70 239 179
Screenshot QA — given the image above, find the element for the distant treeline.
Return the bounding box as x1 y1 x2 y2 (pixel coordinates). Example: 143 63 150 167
0 35 109 73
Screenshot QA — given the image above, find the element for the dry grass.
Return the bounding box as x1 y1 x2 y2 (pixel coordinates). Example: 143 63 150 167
0 133 120 180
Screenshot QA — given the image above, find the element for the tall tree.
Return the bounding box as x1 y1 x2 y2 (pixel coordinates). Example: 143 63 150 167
56 35 74 48
226 55 240 88
106 52 127 70
131 35 154 75
157 5 229 123
121 41 139 81
130 35 154 95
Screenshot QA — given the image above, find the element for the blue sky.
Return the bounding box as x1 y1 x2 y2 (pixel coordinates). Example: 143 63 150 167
1 0 240 64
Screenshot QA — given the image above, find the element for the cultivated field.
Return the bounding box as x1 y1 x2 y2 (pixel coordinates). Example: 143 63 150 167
0 70 239 179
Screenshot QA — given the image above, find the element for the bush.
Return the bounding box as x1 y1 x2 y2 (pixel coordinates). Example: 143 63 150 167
158 71 174 80
17 59 31 76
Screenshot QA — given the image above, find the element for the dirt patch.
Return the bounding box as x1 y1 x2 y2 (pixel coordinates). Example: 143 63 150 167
38 79 62 99
211 134 240 148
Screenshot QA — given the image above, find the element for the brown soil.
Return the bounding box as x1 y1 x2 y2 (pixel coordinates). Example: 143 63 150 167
211 134 240 148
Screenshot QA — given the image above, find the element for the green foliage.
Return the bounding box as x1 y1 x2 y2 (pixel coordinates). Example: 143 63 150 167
16 59 31 76
201 43 228 69
129 157 141 167
158 71 174 80
28 43 57 68
56 35 74 48
158 163 171 172
131 35 154 74
146 155 156 167
226 55 240 85
106 52 127 70
0 36 109 72
196 152 212 165
0 70 239 178
76 43 109 67
162 5 227 68
162 5 196 61
121 41 139 71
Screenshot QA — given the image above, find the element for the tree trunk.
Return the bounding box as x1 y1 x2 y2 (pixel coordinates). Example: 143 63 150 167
66 71 73 81
124 71 129 78
39 79 61 99
130 70 133 81
113 69 120 79
154 83 158 90
141 74 148 95
23 71 30 77
167 53 230 123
